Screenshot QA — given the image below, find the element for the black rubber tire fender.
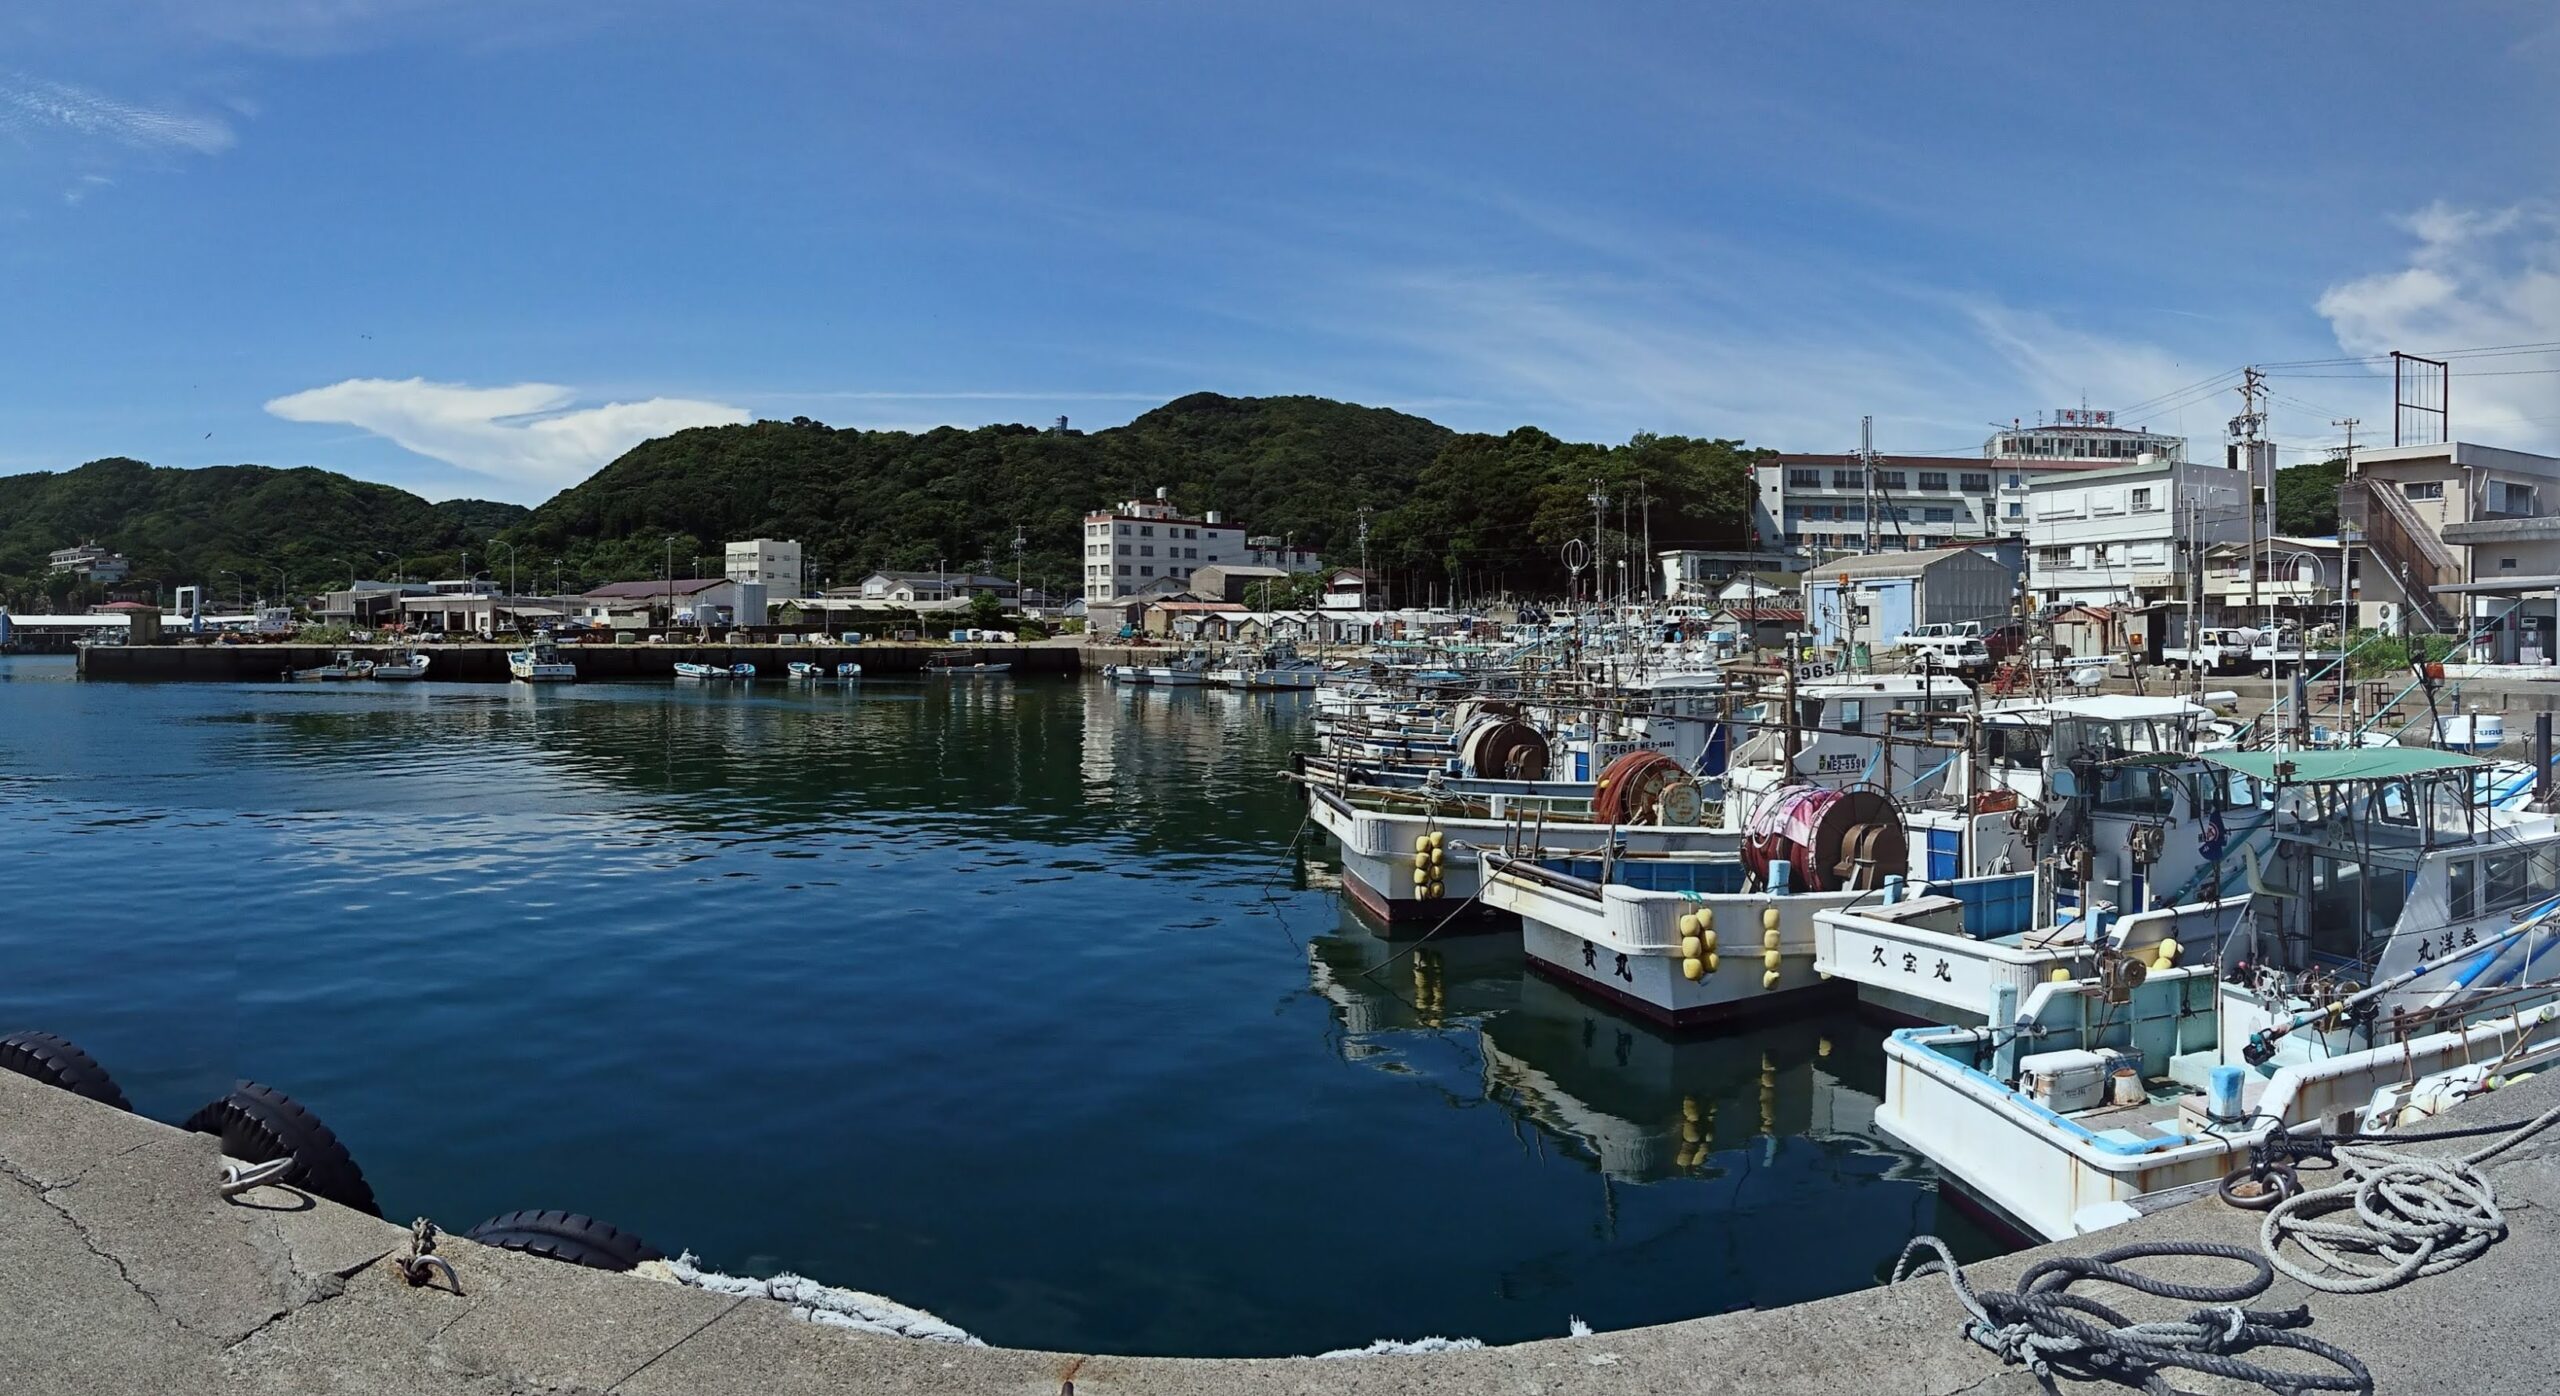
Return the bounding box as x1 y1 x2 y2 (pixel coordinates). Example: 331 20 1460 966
0 1031 134 1111
464 1209 664 1272
181 1081 381 1217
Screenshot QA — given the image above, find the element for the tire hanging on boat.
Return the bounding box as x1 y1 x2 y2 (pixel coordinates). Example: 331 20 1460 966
181 1082 381 1217
0 1031 134 1111
1591 750 1686 824
465 1209 665 1272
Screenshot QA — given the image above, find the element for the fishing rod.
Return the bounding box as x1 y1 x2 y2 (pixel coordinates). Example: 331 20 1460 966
2242 901 2560 1065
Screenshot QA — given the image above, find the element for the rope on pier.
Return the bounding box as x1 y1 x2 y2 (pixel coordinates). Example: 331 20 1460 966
1892 1237 2372 1395
649 1251 982 1345
2259 1100 2560 1295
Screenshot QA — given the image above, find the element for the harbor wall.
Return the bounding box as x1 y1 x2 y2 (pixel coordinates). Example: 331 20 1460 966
3 1063 2555 1393
74 641 1087 683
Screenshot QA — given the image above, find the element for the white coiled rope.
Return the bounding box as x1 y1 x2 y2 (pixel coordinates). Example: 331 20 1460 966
2260 1101 2560 1294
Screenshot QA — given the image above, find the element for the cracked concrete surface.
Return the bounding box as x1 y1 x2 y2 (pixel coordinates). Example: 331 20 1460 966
4 1069 2559 1393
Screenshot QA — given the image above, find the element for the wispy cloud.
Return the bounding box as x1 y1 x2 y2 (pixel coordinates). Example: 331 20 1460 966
0 73 235 154
264 378 750 499
61 172 114 205
2317 201 2560 449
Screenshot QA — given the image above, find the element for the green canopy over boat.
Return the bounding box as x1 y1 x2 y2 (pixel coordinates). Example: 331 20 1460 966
2200 746 2486 784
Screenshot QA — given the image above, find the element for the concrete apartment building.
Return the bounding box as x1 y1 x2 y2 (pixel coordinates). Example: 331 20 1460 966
723 538 805 599
1753 410 2186 557
2023 457 2253 609
2343 440 2560 659
47 543 131 584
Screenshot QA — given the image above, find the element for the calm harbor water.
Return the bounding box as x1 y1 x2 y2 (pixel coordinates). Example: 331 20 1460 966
0 655 1994 1356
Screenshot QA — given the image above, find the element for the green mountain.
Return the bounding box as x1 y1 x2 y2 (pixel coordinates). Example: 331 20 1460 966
514 393 1765 599
0 457 527 608
1 394 1769 609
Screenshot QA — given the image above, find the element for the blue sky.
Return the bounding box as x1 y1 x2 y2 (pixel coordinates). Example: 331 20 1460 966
4 1 2558 503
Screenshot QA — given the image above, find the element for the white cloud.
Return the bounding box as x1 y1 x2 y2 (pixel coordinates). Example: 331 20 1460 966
2317 202 2560 451
62 172 113 205
264 378 750 498
0 73 235 154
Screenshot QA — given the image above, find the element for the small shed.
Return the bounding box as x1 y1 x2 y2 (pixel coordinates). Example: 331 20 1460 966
1802 545 2019 652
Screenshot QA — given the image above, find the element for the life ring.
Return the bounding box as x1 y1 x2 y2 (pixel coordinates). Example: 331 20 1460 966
182 1082 381 1217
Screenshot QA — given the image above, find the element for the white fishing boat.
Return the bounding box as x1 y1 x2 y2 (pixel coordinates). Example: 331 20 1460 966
285 649 368 681
835 661 863 679
786 661 821 680
672 661 726 680
926 657 1011 676
1480 787 2038 1028
370 649 430 681
508 639 577 682
1876 746 2560 1242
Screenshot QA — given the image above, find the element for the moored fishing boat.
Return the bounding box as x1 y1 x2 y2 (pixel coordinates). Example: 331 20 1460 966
926 656 1011 676
285 649 368 681
508 639 576 682
370 648 431 680
1875 746 2560 1241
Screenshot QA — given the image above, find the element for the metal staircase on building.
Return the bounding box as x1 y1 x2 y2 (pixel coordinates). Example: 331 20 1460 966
2340 475 2459 633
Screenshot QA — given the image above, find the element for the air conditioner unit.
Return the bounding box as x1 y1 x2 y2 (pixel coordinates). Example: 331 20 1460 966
2376 602 2401 630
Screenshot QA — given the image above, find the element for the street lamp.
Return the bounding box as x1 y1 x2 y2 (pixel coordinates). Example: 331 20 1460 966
376 550 406 584
272 566 289 610
664 536 682 633
489 541 519 600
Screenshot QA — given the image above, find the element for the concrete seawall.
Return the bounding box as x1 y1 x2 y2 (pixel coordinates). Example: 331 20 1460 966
76 641 1087 683
6 1063 2556 1393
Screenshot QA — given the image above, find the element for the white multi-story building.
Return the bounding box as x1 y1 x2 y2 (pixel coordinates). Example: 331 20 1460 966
1243 535 1322 573
1753 410 2189 558
724 538 804 598
2023 457 2250 609
47 543 131 584
1083 489 1247 603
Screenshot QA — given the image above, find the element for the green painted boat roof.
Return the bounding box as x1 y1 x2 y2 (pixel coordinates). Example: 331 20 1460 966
2202 747 2486 783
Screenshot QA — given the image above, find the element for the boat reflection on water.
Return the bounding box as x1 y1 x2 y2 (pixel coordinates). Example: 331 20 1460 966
1304 906 2003 1304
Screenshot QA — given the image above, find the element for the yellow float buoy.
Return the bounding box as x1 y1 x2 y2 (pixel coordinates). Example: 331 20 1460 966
1762 969 1781 990
1818 1036 1833 1057
1681 1096 1700 1122
1682 956 1704 981
1429 848 1444 867
1762 949 1782 972
1412 866 1432 887
1428 831 1444 849
2050 967 2072 983
1680 1121 1700 1144
1697 907 1713 932
1413 834 1432 854
1705 951 1720 973
1678 911 1699 936
2154 937 2181 968
1762 907 1780 935
1681 935 1702 959
1762 928 1781 953
1699 929 1718 954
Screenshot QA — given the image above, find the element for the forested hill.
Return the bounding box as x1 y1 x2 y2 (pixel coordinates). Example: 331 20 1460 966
515 393 1768 598
0 458 525 607
0 394 1775 608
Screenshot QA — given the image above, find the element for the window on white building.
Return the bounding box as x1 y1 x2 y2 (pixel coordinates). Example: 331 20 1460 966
2402 481 2445 501
2130 487 2154 511
1918 472 1948 491
1961 472 1991 492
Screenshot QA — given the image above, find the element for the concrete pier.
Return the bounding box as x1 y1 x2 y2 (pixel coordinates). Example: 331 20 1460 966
5 1065 2556 1393
75 641 1087 683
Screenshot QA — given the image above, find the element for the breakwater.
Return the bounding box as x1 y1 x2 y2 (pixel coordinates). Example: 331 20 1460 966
75 641 1085 682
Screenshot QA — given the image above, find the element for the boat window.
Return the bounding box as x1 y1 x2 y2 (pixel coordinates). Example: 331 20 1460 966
1838 700 1864 733
2309 855 2405 965
2485 849 2531 910
2449 858 2476 920
2373 781 2414 826
2097 765 2174 816
2425 778 2476 844
1795 698 1823 731
2222 771 2261 809
1987 725 2046 769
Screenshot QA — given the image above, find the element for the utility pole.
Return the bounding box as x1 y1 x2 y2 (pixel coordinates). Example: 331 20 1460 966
2334 417 2360 712
1356 505 1371 578
1639 475 1651 603
1588 478 1609 611
1012 525 1026 607
2230 369 2268 617
1860 415 1878 553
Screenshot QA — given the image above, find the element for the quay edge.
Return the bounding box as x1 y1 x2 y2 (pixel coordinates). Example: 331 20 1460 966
73 641 1098 683
7 1066 2558 1393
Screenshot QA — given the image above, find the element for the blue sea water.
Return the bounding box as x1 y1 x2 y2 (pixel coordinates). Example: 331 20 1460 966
0 656 1993 1356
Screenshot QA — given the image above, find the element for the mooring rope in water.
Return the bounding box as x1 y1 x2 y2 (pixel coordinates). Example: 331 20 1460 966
1893 1236 2372 1395
2259 1100 2560 1295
